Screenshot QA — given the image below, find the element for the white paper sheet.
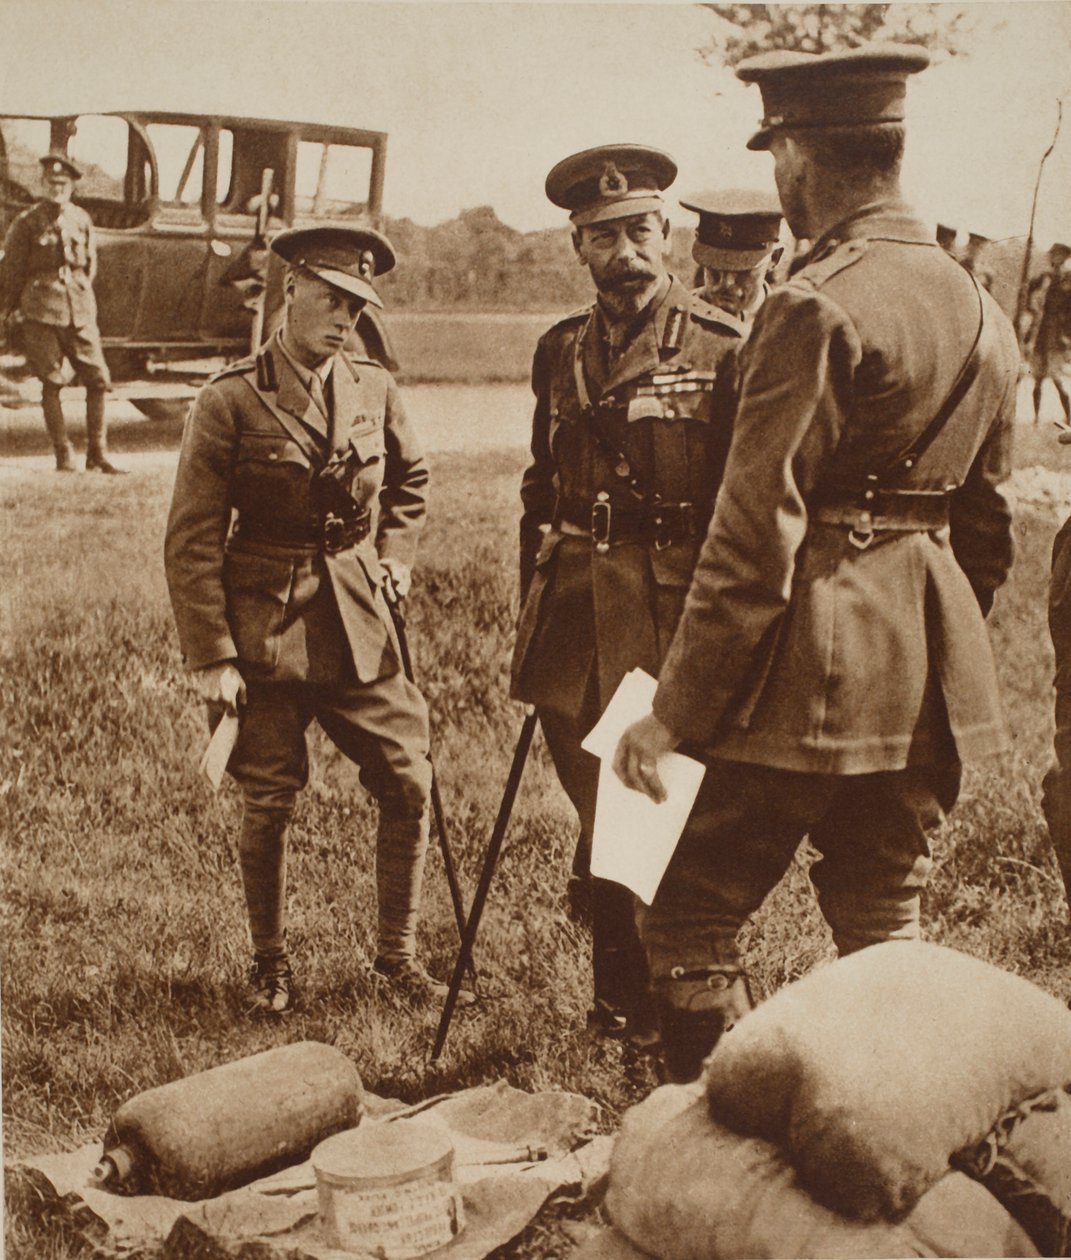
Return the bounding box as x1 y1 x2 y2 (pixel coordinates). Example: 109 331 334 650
580 669 705 905
199 712 239 790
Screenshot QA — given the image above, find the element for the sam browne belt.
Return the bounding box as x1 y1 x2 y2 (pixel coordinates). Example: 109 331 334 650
234 507 371 554
555 494 709 552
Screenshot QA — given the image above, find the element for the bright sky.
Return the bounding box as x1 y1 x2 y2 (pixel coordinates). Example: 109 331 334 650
2 0 1069 243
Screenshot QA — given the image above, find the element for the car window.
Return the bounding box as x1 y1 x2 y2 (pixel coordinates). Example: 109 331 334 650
216 128 234 206
67 115 130 200
145 123 206 207
294 141 371 219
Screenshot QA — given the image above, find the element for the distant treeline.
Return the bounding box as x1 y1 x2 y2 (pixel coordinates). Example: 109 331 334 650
375 204 1029 322
375 205 699 313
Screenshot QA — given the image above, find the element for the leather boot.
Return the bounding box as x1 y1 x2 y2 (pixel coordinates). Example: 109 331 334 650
42 386 75 471
654 964 754 1084
85 389 124 474
375 810 429 965
591 876 657 1048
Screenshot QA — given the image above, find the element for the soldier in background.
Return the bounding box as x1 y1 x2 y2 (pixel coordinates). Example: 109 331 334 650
680 190 783 328
615 46 1019 1082
511 144 746 1048
0 153 121 473
1022 242 1071 426
165 226 465 1015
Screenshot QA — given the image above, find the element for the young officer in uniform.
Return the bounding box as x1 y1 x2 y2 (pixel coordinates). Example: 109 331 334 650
165 225 463 1015
0 153 120 473
679 189 783 326
510 144 746 1047
615 47 1020 1081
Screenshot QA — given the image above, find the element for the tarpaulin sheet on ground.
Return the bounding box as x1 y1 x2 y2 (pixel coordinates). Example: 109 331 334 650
8 1079 612 1259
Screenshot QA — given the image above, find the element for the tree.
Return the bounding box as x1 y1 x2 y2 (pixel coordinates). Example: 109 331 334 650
698 4 979 66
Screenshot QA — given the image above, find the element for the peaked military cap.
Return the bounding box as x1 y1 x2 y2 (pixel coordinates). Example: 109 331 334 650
39 152 82 180
269 225 395 309
680 189 783 269
735 43 931 151
546 144 677 227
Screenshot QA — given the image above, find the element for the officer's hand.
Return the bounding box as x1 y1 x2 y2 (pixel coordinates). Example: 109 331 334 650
380 558 412 602
191 661 246 713
613 713 679 803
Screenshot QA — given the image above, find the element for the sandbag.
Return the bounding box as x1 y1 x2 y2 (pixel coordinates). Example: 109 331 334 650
954 1085 1071 1257
606 1084 1038 1260
703 942 1071 1222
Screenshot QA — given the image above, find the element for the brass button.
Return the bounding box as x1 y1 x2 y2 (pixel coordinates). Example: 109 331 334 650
664 407 676 419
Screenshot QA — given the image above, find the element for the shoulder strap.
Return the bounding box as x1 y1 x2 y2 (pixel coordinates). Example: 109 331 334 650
879 273 986 482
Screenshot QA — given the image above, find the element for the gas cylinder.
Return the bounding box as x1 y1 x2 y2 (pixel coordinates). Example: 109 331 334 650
89 1041 364 1200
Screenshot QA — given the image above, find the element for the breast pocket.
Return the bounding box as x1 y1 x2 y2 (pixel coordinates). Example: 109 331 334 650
233 432 311 517
348 423 385 466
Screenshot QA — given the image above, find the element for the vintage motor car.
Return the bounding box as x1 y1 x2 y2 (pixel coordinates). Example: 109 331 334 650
1 110 396 410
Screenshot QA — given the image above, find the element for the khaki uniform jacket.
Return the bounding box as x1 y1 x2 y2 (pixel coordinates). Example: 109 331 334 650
652 201 1019 774
0 200 98 327
164 332 428 684
510 275 746 719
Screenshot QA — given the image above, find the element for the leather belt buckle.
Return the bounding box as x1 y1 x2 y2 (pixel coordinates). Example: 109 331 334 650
322 512 349 554
849 509 874 550
591 498 612 553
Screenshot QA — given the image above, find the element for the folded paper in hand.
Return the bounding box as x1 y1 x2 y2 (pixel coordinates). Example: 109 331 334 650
580 668 705 905
199 712 239 789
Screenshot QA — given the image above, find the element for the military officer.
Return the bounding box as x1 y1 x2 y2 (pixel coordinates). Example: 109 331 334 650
165 225 462 1015
0 153 120 473
615 46 1020 1081
510 144 746 1046
680 189 783 325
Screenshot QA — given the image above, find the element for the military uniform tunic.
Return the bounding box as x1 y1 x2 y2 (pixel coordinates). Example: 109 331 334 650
641 201 1020 975
512 275 744 723
0 199 109 389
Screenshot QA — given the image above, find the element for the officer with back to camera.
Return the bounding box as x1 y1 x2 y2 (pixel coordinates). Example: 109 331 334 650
615 46 1020 1082
510 144 746 1048
165 225 469 1016
0 153 121 473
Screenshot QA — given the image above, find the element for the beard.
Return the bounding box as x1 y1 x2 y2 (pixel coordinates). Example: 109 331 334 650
598 268 660 318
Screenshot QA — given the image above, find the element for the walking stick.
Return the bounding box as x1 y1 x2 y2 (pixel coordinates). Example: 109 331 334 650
383 586 471 970
431 707 538 1062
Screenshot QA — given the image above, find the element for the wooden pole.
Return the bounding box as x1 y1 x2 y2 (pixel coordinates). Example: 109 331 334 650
1015 98 1064 341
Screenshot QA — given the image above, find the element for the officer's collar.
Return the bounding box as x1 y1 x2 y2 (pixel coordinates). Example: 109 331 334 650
809 198 932 262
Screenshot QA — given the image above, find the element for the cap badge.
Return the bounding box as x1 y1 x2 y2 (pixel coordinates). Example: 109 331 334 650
718 221 734 239
599 162 628 197
358 249 375 280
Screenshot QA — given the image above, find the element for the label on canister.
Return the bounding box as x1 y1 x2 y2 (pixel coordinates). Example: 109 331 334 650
312 1119 465 1259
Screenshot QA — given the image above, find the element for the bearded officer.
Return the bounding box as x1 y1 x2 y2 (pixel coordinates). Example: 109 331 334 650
511 144 746 1047
0 153 120 473
165 225 462 1015
680 189 783 326
615 47 1020 1080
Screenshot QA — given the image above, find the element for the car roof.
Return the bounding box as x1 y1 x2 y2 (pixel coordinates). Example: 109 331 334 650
1 110 387 146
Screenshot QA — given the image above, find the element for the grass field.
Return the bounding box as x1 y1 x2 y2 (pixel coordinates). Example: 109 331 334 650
2 410 1071 1258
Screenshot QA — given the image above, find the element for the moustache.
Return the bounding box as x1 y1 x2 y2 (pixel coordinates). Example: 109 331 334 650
606 268 656 289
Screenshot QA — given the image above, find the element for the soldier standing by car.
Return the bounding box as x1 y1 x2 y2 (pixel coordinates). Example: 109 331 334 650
680 189 783 327
0 153 121 473
164 225 466 1015
614 46 1020 1082
510 144 746 1047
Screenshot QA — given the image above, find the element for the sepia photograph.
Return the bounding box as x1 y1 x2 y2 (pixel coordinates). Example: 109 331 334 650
2 1 1071 1256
